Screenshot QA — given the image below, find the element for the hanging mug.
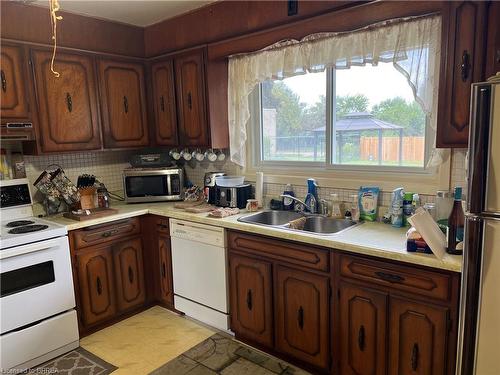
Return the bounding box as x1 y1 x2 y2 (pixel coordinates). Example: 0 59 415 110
205 149 217 162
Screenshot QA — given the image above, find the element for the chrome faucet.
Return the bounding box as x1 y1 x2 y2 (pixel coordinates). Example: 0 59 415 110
280 194 326 214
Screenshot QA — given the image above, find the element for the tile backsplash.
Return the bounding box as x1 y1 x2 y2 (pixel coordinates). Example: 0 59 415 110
15 146 466 214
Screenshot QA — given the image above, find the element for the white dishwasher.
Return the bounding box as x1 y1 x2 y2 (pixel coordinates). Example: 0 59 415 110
170 218 229 330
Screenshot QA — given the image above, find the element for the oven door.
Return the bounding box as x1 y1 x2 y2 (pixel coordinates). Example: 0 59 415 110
0 236 75 334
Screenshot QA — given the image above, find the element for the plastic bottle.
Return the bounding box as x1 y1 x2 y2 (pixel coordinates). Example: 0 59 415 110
282 184 295 211
351 194 360 221
403 192 414 226
304 178 319 213
412 193 421 214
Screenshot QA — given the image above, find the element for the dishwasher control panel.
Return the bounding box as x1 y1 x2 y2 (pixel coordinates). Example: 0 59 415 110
169 218 226 247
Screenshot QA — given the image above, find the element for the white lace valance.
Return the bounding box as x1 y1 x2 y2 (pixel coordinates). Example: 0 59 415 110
228 14 447 167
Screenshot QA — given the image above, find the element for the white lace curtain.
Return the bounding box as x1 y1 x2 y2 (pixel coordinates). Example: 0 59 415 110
228 14 446 167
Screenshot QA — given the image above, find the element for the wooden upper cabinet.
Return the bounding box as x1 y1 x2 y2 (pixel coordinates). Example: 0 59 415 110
437 1 488 147
174 49 209 147
388 297 449 375
98 59 149 148
76 245 117 327
1 44 30 121
275 265 330 370
229 254 274 348
113 237 146 312
31 50 101 152
152 59 178 146
339 282 388 375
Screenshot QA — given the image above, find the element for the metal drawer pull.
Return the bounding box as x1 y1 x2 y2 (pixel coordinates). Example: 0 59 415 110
160 95 165 112
161 262 166 278
66 92 73 112
461 50 471 82
96 277 102 295
123 95 129 113
374 271 405 283
297 306 304 329
101 230 117 238
187 92 192 110
358 325 365 351
411 343 419 371
128 266 134 283
246 289 252 311
1 70 6 92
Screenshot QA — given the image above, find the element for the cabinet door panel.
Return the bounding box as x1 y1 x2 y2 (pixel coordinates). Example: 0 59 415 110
113 237 146 311
99 60 149 148
437 1 487 147
229 254 273 348
76 246 116 327
32 50 101 152
158 234 173 306
389 297 449 375
275 266 329 370
175 50 209 146
339 282 387 375
152 60 178 146
1 45 29 119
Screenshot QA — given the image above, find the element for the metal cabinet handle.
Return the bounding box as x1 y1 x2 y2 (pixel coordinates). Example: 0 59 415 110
128 266 134 283
246 289 252 311
161 262 166 278
96 277 102 295
123 95 129 113
297 306 304 329
187 92 192 110
374 271 405 283
411 343 419 371
1 70 6 92
160 95 165 112
66 92 73 112
358 325 365 351
461 50 471 82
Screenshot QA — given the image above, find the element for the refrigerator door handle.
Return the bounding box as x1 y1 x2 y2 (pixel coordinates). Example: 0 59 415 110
467 84 491 214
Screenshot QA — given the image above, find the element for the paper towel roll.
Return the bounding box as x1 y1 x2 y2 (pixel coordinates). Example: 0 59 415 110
256 172 264 207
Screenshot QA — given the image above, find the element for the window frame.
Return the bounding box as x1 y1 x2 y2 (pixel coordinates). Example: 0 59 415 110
245 67 451 195
254 66 434 174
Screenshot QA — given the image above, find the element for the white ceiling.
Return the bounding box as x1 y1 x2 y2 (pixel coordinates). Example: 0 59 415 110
31 0 216 27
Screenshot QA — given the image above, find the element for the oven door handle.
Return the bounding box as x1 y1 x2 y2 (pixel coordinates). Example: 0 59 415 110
167 174 172 196
0 237 64 260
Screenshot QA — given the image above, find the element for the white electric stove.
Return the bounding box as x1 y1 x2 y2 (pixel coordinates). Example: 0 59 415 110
0 178 79 371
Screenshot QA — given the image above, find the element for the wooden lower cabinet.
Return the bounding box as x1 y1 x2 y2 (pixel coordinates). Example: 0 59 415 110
275 265 330 370
388 297 449 375
113 237 146 311
229 254 273 348
339 282 387 375
76 245 117 327
158 234 174 306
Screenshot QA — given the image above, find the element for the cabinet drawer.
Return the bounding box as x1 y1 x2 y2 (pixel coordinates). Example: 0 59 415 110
228 231 329 272
72 218 141 249
156 217 170 234
339 255 452 301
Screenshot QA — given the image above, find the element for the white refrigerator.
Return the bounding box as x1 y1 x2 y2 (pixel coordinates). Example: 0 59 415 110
457 74 500 375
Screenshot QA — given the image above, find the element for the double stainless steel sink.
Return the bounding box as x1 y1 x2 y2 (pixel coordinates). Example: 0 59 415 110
238 210 359 235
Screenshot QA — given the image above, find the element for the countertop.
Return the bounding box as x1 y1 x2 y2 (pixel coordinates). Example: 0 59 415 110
46 202 463 273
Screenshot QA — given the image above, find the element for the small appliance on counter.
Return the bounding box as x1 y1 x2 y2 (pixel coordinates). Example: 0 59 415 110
215 184 253 209
204 171 225 204
123 166 184 203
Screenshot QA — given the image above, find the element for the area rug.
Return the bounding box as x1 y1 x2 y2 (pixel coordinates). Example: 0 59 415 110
36 347 117 374
149 333 310 374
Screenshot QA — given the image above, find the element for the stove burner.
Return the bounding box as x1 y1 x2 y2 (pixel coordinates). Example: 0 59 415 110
6 220 35 227
8 224 49 234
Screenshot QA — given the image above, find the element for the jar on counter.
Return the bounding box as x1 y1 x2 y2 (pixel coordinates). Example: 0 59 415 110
97 187 110 208
423 202 437 221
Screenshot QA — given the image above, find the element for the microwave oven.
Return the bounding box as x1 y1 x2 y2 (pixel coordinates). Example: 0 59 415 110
123 167 184 203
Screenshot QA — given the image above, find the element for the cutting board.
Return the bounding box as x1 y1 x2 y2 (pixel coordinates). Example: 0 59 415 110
63 207 119 221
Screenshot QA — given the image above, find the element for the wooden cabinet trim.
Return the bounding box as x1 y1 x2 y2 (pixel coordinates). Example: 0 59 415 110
228 231 329 272
72 218 141 249
339 255 451 301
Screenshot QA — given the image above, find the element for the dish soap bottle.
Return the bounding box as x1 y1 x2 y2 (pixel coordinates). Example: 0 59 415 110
304 178 319 213
282 184 295 211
